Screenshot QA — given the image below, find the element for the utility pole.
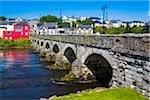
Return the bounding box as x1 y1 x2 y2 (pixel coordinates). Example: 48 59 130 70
101 4 107 34
106 12 108 21
60 9 62 18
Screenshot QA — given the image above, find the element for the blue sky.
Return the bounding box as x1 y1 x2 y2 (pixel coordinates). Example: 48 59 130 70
0 0 149 21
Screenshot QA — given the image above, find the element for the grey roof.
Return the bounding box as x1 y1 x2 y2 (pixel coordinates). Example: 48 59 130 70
14 21 29 26
44 22 57 26
78 25 92 29
0 21 15 25
131 21 144 23
90 17 101 20
37 23 43 27
93 21 102 24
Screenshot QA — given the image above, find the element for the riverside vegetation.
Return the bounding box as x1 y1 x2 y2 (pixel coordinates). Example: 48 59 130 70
48 88 149 100
0 38 31 49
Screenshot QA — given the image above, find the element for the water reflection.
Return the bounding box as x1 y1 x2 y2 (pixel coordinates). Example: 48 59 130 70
0 49 100 100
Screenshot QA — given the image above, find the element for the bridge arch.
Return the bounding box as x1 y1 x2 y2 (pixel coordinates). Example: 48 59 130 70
84 53 113 86
81 48 114 86
45 42 50 49
64 47 77 63
37 40 40 45
53 44 59 53
40 41 44 47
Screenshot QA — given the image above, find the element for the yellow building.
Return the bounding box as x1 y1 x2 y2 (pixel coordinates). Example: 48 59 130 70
76 25 93 35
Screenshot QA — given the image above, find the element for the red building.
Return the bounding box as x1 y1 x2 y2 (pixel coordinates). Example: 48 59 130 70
3 22 30 40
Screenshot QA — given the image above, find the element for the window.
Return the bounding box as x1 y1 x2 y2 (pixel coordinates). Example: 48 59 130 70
15 27 22 32
6 31 11 34
9 37 12 39
25 26 28 30
25 32 28 35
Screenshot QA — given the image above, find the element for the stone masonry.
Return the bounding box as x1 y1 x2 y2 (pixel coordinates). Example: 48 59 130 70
31 34 150 97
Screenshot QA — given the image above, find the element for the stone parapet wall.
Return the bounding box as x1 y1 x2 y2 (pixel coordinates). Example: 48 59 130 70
35 34 150 58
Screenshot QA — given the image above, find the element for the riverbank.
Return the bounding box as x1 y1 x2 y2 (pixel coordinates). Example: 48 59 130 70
0 38 31 49
47 88 148 100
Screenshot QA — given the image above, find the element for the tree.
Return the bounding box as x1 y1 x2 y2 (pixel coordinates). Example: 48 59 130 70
94 27 104 33
60 22 70 27
39 15 62 23
78 19 93 25
0 16 6 21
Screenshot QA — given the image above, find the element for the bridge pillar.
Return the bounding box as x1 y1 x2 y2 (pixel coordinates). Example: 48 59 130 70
72 59 95 81
45 49 56 62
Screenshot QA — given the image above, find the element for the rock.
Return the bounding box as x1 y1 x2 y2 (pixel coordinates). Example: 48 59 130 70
48 95 57 100
46 50 56 63
40 97 48 100
55 54 71 70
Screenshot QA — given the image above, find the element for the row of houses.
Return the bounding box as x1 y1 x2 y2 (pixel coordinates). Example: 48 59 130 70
29 21 93 35
61 16 145 29
0 17 147 40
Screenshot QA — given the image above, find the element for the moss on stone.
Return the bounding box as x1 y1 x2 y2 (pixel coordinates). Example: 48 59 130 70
60 70 76 81
47 64 71 70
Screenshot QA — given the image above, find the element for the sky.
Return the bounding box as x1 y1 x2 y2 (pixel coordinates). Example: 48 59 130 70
0 0 149 22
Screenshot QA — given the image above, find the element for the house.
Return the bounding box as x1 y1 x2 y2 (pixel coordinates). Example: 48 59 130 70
62 16 78 23
0 22 14 38
28 20 39 34
78 16 87 21
93 21 103 27
129 21 145 28
90 17 101 22
36 22 58 35
110 20 122 28
76 25 93 34
3 21 30 40
57 26 74 35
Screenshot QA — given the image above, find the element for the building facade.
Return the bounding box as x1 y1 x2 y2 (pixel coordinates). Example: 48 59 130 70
3 22 30 40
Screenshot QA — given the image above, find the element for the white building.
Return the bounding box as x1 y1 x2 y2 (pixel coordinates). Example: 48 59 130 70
94 21 103 27
62 16 78 23
129 21 145 28
0 22 14 38
28 20 39 34
78 16 87 21
36 22 58 35
110 20 122 28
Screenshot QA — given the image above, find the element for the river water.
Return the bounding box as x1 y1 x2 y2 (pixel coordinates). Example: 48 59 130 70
0 49 100 100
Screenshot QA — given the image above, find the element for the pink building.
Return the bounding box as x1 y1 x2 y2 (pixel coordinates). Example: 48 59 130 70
3 22 30 40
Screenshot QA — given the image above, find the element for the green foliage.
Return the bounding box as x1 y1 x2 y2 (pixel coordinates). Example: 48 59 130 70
49 88 148 100
105 27 126 34
94 26 146 34
77 19 93 25
39 15 62 24
0 16 6 21
0 38 31 49
94 26 104 33
130 26 145 33
59 22 70 27
60 71 75 81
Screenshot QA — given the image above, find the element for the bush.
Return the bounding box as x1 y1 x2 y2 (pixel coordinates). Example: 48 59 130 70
130 26 145 33
0 38 31 48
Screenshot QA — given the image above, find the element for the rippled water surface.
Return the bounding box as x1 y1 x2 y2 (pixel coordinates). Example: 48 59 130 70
0 49 100 100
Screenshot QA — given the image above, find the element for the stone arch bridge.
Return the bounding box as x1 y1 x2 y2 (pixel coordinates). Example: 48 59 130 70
31 34 150 97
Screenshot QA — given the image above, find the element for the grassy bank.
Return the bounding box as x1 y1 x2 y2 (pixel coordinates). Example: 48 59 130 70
48 88 148 100
0 38 31 49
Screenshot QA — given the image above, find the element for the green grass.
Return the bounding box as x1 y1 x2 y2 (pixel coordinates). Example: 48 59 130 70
49 88 149 100
0 38 31 49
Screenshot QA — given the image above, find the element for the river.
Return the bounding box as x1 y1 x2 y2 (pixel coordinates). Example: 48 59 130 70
0 49 100 100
